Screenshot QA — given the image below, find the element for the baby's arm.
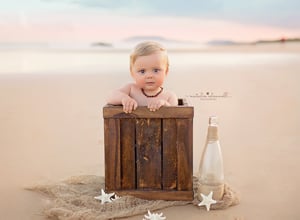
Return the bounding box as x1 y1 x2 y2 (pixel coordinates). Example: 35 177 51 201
106 83 138 113
167 91 178 106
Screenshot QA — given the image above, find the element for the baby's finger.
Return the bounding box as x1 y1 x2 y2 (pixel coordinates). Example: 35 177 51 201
155 103 163 110
147 103 154 111
123 102 131 113
133 102 138 110
128 104 134 113
123 106 128 113
149 104 157 112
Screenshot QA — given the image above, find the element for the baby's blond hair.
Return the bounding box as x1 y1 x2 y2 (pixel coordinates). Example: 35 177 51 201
130 41 169 71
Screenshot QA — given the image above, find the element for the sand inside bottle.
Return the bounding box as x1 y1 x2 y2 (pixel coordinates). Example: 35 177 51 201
198 183 224 201
198 173 224 201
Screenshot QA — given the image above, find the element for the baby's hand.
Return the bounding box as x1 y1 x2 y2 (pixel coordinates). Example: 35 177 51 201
121 96 138 113
147 99 166 112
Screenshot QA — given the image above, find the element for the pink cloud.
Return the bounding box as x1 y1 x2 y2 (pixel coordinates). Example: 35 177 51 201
1 13 299 43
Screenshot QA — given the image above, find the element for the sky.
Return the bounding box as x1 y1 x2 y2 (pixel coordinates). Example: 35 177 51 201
1 0 300 44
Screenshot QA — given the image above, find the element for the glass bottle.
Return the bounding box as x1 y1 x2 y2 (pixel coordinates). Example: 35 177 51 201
198 116 224 201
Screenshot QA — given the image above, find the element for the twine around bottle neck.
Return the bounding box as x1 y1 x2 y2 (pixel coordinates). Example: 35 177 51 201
207 125 219 141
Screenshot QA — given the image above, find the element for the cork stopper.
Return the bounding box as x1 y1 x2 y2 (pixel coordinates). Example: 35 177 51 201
207 116 219 141
209 116 218 126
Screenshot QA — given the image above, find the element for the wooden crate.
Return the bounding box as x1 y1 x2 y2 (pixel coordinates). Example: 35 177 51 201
103 101 193 201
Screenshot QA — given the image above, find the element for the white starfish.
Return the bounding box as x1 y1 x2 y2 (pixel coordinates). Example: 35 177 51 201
197 191 217 211
94 189 115 204
111 194 121 201
143 210 166 220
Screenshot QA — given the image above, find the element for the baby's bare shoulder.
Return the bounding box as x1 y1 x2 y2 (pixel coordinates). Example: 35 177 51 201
128 84 141 94
163 90 178 106
164 89 177 97
119 83 136 93
121 82 135 89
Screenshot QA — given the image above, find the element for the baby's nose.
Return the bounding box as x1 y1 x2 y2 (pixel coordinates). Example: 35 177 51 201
146 73 153 78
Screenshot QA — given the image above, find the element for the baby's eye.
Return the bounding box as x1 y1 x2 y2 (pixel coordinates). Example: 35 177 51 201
153 68 161 73
139 69 145 74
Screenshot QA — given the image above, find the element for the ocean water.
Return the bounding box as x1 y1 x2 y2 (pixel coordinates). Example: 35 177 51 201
0 48 299 75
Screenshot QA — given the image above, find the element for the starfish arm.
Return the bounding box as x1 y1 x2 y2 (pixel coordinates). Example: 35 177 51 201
94 189 115 204
197 191 217 211
143 210 166 220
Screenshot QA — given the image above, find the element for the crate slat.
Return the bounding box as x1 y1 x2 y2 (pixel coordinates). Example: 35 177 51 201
136 119 162 189
104 118 121 190
120 119 136 189
103 106 193 119
162 119 178 190
177 118 193 191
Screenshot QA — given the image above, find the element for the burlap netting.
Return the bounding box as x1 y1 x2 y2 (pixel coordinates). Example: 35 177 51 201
27 175 240 220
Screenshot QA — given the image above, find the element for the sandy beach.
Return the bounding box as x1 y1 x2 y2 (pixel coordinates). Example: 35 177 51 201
0 43 300 219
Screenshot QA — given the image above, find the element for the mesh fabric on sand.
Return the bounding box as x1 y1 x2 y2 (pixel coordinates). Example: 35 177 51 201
28 175 239 220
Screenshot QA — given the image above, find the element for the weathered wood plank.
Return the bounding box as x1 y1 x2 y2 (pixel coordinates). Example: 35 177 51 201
162 119 178 190
104 118 121 190
136 119 162 189
120 119 136 189
177 119 193 191
113 190 193 201
103 105 193 119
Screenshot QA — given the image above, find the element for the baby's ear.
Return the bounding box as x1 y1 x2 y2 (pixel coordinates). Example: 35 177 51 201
130 67 134 77
165 66 169 75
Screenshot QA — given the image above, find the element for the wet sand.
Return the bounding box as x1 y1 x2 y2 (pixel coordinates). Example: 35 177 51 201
1 44 300 219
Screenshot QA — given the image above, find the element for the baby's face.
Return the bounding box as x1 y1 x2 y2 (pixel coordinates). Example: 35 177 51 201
131 52 168 92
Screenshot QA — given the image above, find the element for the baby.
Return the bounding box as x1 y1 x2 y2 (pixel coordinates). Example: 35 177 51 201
106 41 178 113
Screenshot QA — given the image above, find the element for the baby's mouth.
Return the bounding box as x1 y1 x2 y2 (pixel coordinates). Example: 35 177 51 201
146 82 155 85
